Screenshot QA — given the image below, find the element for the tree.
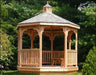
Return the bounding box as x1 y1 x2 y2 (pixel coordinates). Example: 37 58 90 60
78 2 96 63
82 46 96 75
0 0 8 23
0 29 12 55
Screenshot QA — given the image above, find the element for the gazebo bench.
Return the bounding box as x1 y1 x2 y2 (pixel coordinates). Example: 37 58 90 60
52 58 64 66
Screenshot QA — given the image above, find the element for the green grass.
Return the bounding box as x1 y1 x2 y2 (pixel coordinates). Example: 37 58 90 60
0 70 82 75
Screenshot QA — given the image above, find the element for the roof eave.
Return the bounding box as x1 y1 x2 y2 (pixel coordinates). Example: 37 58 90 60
16 23 41 30
40 23 80 29
16 22 80 30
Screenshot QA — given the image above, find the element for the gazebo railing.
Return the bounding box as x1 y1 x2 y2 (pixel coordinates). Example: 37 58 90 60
42 51 64 64
42 50 77 66
42 51 51 64
20 49 40 67
67 50 77 66
19 49 77 67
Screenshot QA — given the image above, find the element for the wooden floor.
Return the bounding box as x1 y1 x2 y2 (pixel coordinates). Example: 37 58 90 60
18 65 78 74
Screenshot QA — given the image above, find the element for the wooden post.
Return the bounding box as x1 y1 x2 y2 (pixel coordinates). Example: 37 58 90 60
18 28 23 67
50 37 54 65
51 38 54 51
38 28 44 67
68 32 73 50
31 38 34 49
29 31 35 49
63 28 68 68
30 34 34 49
75 32 78 66
68 35 71 50
75 32 77 51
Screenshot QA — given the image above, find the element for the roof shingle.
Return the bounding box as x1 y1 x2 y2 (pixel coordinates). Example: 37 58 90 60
19 12 79 27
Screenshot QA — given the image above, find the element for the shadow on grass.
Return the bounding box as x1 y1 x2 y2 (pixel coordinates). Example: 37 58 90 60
0 71 38 75
0 70 82 75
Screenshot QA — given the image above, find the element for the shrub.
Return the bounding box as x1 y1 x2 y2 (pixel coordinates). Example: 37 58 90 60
0 29 14 73
82 46 96 75
0 52 12 70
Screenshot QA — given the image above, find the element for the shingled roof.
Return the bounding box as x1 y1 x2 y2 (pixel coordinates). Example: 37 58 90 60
17 2 80 29
19 13 79 26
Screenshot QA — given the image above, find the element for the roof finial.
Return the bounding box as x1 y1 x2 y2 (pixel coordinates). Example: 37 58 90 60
47 1 49 4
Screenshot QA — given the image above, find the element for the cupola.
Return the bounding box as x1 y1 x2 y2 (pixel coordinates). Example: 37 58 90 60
43 1 52 13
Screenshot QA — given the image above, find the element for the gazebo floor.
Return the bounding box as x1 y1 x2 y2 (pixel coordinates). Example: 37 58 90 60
18 66 78 74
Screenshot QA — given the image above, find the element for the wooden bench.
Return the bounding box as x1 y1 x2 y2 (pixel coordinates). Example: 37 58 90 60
52 58 64 66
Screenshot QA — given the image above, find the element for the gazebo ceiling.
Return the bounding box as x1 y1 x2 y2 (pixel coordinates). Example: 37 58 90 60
17 2 80 29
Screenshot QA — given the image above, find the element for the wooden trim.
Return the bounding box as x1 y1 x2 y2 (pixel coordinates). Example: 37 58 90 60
17 22 80 30
40 23 80 29
67 50 77 52
16 23 40 29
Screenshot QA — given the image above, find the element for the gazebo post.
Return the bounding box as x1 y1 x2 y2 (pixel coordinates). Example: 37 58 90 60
30 33 34 49
50 36 54 65
75 32 78 66
51 39 53 52
75 32 77 51
31 38 34 49
68 34 72 50
38 28 44 67
63 28 68 68
18 28 23 67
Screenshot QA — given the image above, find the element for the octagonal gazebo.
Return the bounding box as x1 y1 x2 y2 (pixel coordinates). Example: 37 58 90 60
17 2 80 74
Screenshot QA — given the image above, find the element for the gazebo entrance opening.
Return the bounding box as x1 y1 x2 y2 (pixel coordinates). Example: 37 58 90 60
42 26 64 66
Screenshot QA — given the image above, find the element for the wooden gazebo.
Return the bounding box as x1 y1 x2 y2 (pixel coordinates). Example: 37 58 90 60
17 2 80 74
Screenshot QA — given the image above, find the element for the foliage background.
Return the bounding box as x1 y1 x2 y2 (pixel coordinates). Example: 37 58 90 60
82 46 96 75
0 0 96 70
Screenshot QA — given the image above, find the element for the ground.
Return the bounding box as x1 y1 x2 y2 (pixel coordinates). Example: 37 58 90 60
0 70 82 75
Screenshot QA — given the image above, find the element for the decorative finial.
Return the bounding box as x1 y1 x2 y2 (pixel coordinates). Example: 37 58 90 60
47 1 49 4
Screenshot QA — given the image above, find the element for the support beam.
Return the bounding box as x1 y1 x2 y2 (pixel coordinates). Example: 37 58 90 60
31 38 34 49
18 28 23 50
18 28 23 67
50 37 54 65
51 39 54 51
75 32 78 66
63 28 68 68
38 27 44 67
68 32 73 50
30 32 35 49
68 35 71 50
75 32 77 51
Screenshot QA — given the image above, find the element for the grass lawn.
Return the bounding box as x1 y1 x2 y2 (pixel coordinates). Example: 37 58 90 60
0 70 82 75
